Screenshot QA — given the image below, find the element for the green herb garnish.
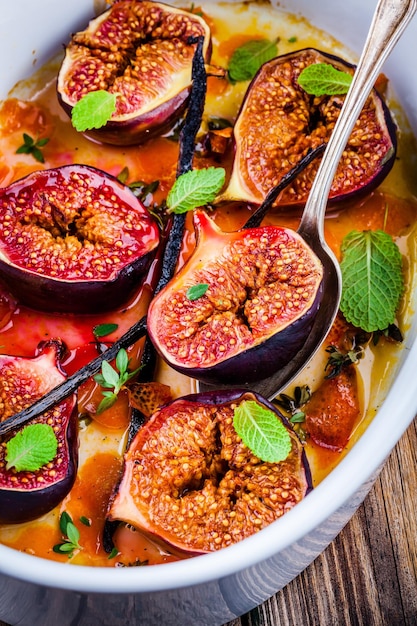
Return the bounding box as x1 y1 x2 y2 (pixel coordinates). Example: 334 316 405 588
233 400 292 463
340 230 404 332
275 385 311 424
5 423 58 472
53 512 82 558
166 167 225 214
93 323 119 339
108 547 119 559
16 133 49 163
94 348 141 414
228 38 278 82
297 63 353 96
186 283 209 300
71 90 117 132
79 516 91 527
324 345 364 379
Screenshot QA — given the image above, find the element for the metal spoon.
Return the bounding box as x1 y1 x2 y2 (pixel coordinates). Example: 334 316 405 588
199 0 417 401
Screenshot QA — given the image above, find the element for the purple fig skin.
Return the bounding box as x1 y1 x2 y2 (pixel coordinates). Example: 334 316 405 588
0 248 156 315
0 340 78 524
0 165 159 314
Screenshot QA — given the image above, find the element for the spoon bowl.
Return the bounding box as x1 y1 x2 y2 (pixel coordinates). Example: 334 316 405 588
199 0 417 399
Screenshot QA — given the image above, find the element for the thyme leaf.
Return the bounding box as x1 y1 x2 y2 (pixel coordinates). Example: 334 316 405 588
16 133 49 163
94 348 141 414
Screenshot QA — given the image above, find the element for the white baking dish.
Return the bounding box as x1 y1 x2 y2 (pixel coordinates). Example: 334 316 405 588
0 1 416 624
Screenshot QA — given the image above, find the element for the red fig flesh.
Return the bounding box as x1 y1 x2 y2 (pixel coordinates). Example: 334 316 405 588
0 165 159 313
147 211 324 384
0 340 78 524
57 0 211 145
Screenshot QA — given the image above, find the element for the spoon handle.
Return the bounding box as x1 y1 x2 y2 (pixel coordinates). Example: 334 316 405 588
298 0 417 239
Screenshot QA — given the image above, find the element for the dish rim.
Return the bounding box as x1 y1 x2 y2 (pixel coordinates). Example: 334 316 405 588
0 0 416 595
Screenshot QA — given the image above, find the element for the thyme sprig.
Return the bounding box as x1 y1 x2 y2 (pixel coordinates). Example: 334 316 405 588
94 348 141 414
324 345 364 379
16 133 49 163
53 512 82 558
275 385 311 424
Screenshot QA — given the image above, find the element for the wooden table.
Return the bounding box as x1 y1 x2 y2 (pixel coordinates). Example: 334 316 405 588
1 419 416 626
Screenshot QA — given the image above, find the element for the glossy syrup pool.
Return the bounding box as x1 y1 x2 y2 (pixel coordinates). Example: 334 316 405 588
0 0 416 567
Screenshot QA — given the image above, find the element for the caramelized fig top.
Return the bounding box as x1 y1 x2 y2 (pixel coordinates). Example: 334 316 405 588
224 48 397 207
57 0 211 144
108 390 311 554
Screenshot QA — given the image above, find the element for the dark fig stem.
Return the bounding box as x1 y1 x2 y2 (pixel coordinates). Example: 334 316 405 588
243 144 326 230
0 38 208 438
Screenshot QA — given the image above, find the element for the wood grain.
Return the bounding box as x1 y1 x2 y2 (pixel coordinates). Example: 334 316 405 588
1 419 416 626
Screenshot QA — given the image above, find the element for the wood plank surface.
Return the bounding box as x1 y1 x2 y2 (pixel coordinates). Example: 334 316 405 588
1 419 416 626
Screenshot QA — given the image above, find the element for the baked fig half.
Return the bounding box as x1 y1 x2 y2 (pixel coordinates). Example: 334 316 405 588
224 48 396 208
108 389 311 554
57 0 211 145
147 211 324 385
0 340 78 524
0 165 159 313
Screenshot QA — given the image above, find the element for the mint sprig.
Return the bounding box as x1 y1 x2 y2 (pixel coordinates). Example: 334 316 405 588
228 38 278 83
5 423 58 472
298 63 353 96
71 90 117 132
94 348 141 413
233 400 292 463
166 167 225 214
340 230 404 332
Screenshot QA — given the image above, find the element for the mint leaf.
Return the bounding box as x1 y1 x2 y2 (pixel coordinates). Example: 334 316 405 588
228 39 278 82
298 63 353 96
340 230 404 332
71 90 116 132
166 167 225 214
93 323 118 338
186 283 209 300
6 423 58 472
233 400 292 463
